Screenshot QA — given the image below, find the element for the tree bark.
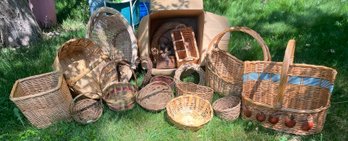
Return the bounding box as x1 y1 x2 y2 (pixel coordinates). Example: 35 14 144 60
0 0 42 47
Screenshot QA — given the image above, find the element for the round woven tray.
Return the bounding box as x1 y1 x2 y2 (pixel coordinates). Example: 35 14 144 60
70 94 103 124
137 81 174 111
213 96 241 121
149 75 175 90
166 95 213 131
102 82 137 111
176 82 214 103
174 64 205 85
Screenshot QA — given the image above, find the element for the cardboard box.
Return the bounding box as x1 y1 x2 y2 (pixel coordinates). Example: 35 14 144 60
138 0 230 75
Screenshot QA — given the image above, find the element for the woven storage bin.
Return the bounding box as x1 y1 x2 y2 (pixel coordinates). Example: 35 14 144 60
10 71 72 128
166 95 213 131
206 27 271 96
176 82 214 103
137 81 174 111
53 38 108 99
86 7 138 69
70 94 103 124
174 64 205 85
150 75 175 90
213 96 241 121
103 82 137 111
242 40 337 135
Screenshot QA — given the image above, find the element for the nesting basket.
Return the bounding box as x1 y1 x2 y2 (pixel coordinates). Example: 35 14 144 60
206 27 271 96
242 40 337 135
176 82 214 103
213 96 241 121
86 7 138 68
53 38 108 99
10 71 72 128
70 94 103 124
137 81 174 111
166 95 213 131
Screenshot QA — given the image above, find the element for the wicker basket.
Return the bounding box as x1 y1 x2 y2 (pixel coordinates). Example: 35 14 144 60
174 64 205 85
242 40 337 135
150 75 175 90
99 60 133 90
136 81 174 111
70 94 103 124
103 82 137 111
86 7 138 69
10 71 72 128
213 96 241 121
166 95 213 131
176 82 214 103
206 27 271 96
53 38 108 99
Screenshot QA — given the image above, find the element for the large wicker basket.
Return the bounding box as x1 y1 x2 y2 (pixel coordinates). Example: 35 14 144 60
136 81 174 111
242 40 337 135
53 38 108 99
176 82 214 103
213 96 241 121
10 71 72 128
86 7 138 69
70 94 103 124
206 27 271 96
166 95 213 131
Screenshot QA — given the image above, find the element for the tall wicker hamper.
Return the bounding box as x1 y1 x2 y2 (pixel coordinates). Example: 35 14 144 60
10 71 72 128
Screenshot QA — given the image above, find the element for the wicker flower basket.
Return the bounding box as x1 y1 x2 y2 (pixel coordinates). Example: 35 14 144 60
206 27 271 96
136 81 174 111
166 95 213 131
242 40 338 135
10 71 72 128
86 7 138 69
176 82 214 103
174 64 205 85
213 96 241 121
53 38 108 99
70 94 103 124
150 75 175 90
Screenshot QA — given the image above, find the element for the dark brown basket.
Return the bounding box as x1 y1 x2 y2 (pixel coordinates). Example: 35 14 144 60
136 81 174 111
102 82 137 111
149 75 175 90
70 94 103 124
213 96 241 121
242 40 337 135
176 82 214 103
10 71 72 128
206 27 271 96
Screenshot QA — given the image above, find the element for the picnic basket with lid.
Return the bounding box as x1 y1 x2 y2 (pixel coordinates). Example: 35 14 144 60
242 40 337 135
70 93 103 124
206 26 271 96
10 71 72 128
86 7 138 69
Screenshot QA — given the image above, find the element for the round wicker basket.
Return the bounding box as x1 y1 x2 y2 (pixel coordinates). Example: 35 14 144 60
137 81 174 111
70 94 103 124
166 95 213 131
176 82 214 103
213 96 241 121
149 75 175 90
102 82 137 111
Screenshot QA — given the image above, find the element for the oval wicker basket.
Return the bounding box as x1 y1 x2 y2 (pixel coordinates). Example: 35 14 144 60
176 82 214 103
174 64 205 85
70 94 103 124
150 75 175 90
166 95 213 131
103 82 137 111
86 7 138 69
213 96 241 121
137 81 174 111
99 60 133 90
53 38 108 99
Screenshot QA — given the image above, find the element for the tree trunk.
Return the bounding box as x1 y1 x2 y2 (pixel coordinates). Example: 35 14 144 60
0 0 42 47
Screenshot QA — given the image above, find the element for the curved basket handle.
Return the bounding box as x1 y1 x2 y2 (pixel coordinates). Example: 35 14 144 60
207 26 271 61
275 39 296 109
86 7 121 38
140 57 153 87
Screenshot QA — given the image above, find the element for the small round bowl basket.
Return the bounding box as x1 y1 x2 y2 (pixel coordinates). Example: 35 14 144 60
70 94 103 124
213 96 241 121
102 82 137 111
166 95 213 131
149 75 175 89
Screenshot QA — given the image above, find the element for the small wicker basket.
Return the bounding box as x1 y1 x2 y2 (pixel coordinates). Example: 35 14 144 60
176 82 214 103
136 81 174 111
10 71 72 128
213 96 241 121
70 94 103 124
166 95 213 131
174 64 205 85
149 75 175 89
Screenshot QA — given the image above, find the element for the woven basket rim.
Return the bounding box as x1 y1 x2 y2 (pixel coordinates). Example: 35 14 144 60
176 82 214 93
10 71 62 101
213 96 241 113
205 65 243 84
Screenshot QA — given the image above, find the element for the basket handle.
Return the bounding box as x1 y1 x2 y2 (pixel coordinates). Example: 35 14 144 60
207 26 271 61
275 39 296 109
140 57 153 87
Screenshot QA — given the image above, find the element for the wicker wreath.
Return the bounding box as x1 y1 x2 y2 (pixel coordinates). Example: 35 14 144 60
174 64 205 85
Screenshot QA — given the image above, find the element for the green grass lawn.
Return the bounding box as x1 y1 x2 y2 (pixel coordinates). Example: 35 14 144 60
1 0 348 140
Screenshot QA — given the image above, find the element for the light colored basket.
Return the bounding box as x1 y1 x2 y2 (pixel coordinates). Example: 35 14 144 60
70 94 103 124
10 71 72 128
176 82 214 103
206 27 271 96
213 96 241 121
86 7 138 69
166 95 213 131
242 40 337 135
137 81 174 111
